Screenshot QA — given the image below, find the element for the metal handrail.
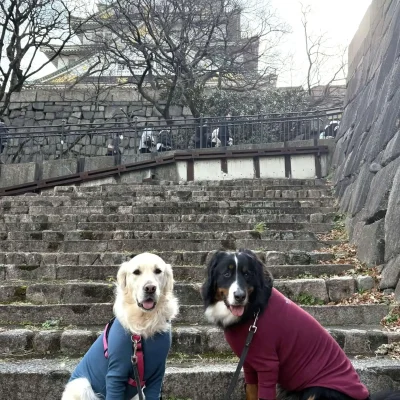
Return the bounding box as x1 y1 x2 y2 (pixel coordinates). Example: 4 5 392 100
0 109 342 164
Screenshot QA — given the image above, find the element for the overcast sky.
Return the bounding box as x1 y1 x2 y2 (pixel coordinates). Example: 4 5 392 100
271 0 372 86
31 0 373 87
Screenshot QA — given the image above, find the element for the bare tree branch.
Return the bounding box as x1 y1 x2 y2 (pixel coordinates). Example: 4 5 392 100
87 0 287 119
300 2 347 98
0 0 94 115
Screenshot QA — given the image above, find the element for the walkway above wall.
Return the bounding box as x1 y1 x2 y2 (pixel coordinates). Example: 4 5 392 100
0 139 334 196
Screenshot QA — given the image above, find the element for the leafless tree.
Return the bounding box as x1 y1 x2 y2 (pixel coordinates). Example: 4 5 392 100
300 3 347 97
0 0 92 115
88 0 286 120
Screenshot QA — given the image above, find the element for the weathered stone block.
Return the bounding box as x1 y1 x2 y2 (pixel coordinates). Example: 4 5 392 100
83 111 94 120
9 110 21 118
365 158 400 220
310 213 324 223
380 254 400 289
382 130 400 166
384 167 400 261
356 220 385 266
343 329 372 355
347 163 374 216
81 145 98 156
91 135 106 146
96 147 108 156
45 112 56 120
0 330 33 355
287 250 310 265
264 251 286 265
41 144 57 155
43 105 63 113
326 277 356 302
32 102 44 111
275 279 329 302
33 330 61 354
84 156 114 171
0 163 37 188
357 275 375 291
42 159 78 179
60 330 96 355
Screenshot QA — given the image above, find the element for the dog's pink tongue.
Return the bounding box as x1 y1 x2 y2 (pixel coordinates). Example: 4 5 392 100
230 305 245 317
142 299 155 310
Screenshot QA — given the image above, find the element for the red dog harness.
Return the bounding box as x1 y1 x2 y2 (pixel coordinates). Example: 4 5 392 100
103 317 146 388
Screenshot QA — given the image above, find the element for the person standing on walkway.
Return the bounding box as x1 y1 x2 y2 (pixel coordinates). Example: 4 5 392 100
139 122 156 154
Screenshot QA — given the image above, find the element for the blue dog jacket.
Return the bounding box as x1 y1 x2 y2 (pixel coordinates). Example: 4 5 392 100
69 317 171 400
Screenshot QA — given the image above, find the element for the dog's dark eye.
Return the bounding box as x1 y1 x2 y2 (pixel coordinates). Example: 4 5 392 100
243 272 251 278
224 272 231 278
133 270 141 275
155 268 162 274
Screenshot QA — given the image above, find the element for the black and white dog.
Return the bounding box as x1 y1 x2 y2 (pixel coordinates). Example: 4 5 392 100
202 249 400 400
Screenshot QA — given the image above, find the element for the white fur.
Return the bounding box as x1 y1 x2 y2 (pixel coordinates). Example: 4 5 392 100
227 280 239 305
62 379 142 400
227 255 239 305
227 256 248 306
204 300 239 327
61 378 102 400
61 253 179 400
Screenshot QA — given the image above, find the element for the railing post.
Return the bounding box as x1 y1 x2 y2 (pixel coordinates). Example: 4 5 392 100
61 119 66 160
134 116 138 155
199 114 203 149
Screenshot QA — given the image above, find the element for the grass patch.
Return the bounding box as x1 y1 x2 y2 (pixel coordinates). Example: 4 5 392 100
294 293 324 306
381 306 400 330
41 319 62 329
253 222 267 233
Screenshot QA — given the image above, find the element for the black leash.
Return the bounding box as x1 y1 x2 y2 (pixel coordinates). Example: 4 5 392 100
131 337 145 400
224 310 260 400
132 362 144 400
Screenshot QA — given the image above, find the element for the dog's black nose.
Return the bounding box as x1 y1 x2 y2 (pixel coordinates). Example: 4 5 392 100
144 284 156 294
234 290 246 302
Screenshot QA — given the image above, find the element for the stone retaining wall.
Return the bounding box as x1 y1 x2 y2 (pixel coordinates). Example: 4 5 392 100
0 89 191 129
332 0 400 297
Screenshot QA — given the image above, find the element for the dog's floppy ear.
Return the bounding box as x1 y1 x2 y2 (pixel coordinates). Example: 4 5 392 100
117 262 129 291
201 251 226 307
163 263 174 295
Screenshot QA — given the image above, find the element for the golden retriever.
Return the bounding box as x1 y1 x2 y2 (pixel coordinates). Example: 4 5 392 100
61 252 179 400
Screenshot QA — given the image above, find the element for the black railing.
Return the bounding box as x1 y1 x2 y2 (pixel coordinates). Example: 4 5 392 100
0 108 342 164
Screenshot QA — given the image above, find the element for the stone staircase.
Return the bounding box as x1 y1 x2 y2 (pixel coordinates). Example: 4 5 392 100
0 178 399 400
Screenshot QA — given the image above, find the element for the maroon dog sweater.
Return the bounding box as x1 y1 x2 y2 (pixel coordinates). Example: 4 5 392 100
224 288 369 400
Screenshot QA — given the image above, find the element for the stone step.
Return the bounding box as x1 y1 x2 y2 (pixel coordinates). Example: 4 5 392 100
0 276 369 305
1 221 334 234
0 303 389 326
0 357 398 400
0 324 395 358
1 197 336 207
47 179 328 192
0 250 336 268
1 204 338 217
4 229 318 242
178 304 389 326
0 263 349 282
13 184 334 198
0 212 336 224
0 238 336 253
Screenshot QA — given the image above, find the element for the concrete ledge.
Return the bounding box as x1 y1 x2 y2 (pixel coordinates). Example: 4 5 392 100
41 159 78 179
0 163 37 188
